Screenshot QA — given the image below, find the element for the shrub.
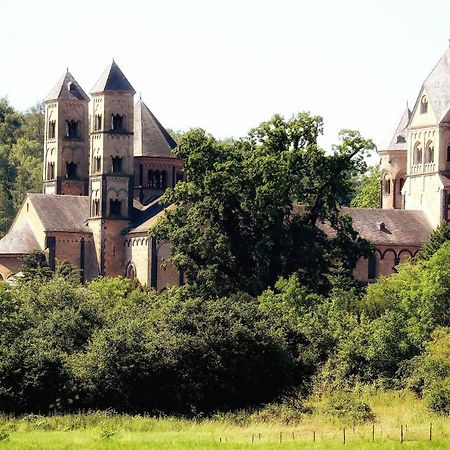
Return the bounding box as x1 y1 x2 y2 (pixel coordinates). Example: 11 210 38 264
321 393 375 424
424 378 450 415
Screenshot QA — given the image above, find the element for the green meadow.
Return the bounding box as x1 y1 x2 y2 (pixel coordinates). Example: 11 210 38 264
0 391 448 449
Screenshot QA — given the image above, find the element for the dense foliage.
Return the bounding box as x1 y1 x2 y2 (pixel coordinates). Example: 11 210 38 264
0 98 43 236
154 114 374 297
350 166 380 208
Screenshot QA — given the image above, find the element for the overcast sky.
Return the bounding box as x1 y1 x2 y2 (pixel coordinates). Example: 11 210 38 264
2 0 450 155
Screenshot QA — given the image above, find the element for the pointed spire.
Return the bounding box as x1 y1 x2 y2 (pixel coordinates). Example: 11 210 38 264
134 99 176 157
44 70 90 103
91 60 135 95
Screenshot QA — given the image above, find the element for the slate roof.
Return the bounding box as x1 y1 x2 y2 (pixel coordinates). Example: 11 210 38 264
134 99 177 157
0 221 41 255
340 208 431 247
379 108 411 152
91 61 136 95
28 194 91 233
44 71 90 103
413 48 450 124
127 203 176 234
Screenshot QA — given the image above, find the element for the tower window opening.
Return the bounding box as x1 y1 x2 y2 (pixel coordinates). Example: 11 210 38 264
109 199 122 217
47 162 55 180
94 156 101 173
111 114 124 131
399 177 405 192
139 164 143 186
94 114 102 131
425 142 435 164
396 135 406 144
112 156 123 174
413 143 423 165
68 82 76 92
48 120 56 139
92 199 100 216
66 162 77 179
384 176 391 195
148 170 155 189
420 95 428 114
66 120 79 139
447 145 450 163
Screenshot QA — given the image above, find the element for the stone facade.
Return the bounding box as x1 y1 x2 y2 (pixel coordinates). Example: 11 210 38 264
4 49 450 287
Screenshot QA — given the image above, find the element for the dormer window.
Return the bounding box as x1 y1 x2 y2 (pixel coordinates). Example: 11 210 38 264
396 135 406 144
68 82 76 92
66 120 79 139
111 114 124 131
420 95 428 114
48 120 56 139
112 156 123 174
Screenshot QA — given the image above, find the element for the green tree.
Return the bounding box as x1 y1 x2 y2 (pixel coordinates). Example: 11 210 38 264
350 166 380 208
417 222 450 261
153 114 374 297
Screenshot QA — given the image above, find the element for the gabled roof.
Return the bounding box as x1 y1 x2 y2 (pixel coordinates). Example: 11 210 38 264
28 194 91 233
412 49 450 124
0 221 41 255
134 99 177 157
44 70 90 103
340 208 431 247
379 107 411 152
91 60 136 95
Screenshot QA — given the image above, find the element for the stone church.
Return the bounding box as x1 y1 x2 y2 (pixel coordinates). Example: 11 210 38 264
1 48 450 286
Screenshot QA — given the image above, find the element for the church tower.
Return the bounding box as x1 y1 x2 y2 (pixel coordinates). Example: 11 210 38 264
88 61 136 276
43 70 90 195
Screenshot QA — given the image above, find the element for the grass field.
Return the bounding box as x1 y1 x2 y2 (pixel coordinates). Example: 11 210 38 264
0 390 448 449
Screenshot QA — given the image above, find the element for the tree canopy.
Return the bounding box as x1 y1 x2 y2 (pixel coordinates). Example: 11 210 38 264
153 113 375 297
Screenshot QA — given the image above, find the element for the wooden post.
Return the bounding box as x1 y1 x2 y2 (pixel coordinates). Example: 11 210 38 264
313 430 316 442
372 424 375 442
429 423 432 441
343 427 346 445
400 424 403 443
251 434 254 444
292 432 294 440
279 432 282 443
258 433 261 441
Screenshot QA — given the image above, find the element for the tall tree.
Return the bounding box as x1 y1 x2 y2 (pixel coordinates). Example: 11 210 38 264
350 166 380 208
153 113 374 297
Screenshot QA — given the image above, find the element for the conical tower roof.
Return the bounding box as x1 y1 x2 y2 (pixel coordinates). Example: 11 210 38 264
44 70 89 102
91 60 136 95
134 99 177 157
380 107 411 152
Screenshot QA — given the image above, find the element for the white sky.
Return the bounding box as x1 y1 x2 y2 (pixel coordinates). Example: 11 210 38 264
2 0 450 155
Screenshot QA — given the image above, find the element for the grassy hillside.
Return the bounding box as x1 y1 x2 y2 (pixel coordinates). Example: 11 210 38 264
0 391 448 449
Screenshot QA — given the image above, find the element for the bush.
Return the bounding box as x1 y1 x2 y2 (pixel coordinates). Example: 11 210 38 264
424 378 450 415
321 393 375 424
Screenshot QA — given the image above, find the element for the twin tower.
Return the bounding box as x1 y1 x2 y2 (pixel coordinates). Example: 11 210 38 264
43 61 136 224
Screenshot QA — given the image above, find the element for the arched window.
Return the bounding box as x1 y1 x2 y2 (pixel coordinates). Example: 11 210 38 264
109 199 122 217
94 115 102 131
66 120 79 139
68 82 76 92
126 263 136 280
420 95 428 114
383 175 391 195
413 142 423 165
425 141 434 163
66 162 77 179
48 120 56 139
368 254 376 280
112 156 123 174
92 199 100 216
111 114 124 131
399 177 405 192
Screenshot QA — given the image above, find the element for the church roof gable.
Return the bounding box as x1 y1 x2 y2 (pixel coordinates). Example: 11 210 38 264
134 99 177 157
0 221 41 255
411 49 450 124
28 194 91 233
379 107 411 152
44 71 90 103
91 61 136 95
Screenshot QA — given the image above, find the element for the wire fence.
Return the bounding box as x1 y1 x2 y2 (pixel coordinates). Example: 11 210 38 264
217 423 448 445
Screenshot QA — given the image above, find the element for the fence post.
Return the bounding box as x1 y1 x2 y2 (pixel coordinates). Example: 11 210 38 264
372 424 375 442
279 432 282 443
251 434 254 444
292 432 295 440
313 430 316 442
429 423 432 441
400 424 403 443
343 427 346 445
